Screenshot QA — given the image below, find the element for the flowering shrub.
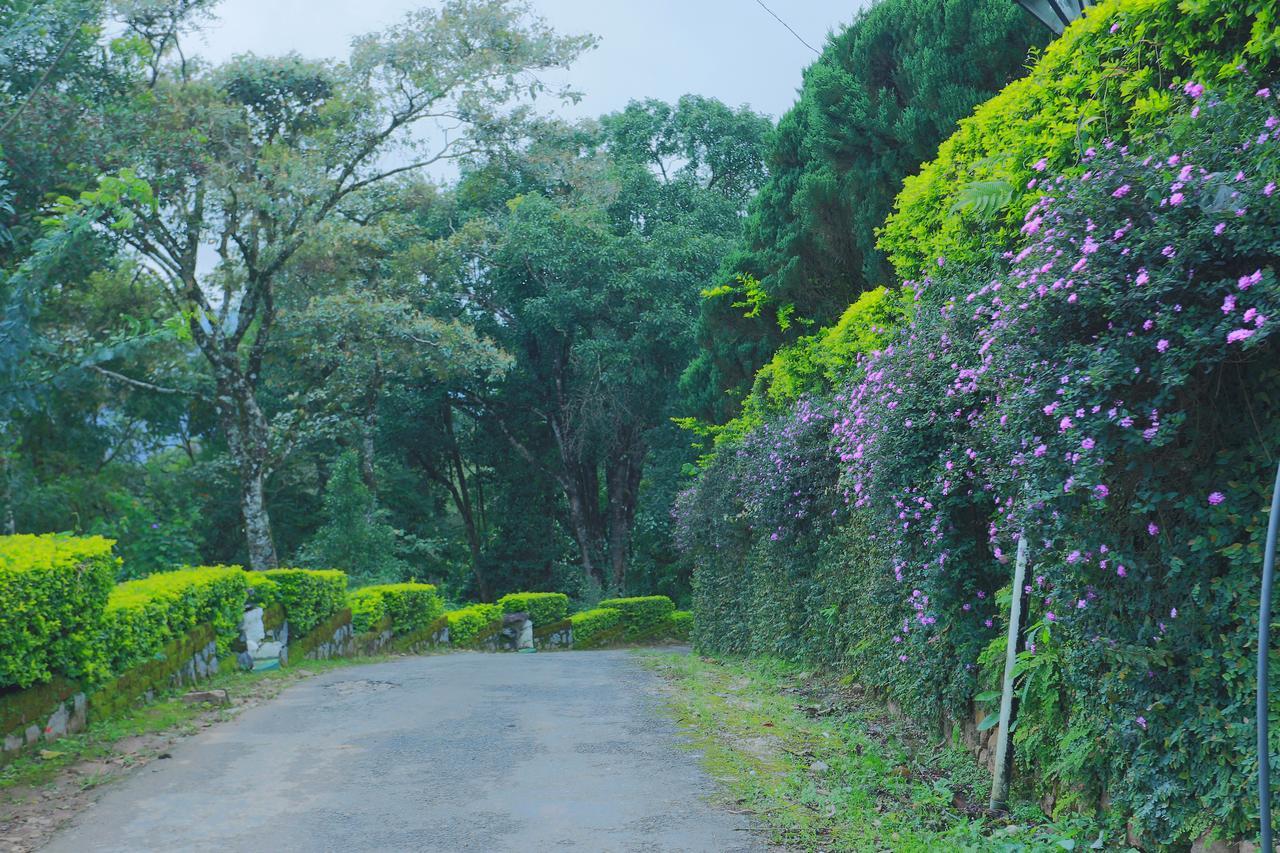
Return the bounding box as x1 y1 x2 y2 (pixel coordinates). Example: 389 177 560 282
830 90 1280 840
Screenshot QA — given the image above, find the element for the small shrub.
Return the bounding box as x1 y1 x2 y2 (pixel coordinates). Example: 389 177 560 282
0 534 118 688
569 608 622 648
247 569 347 636
497 592 570 626
445 603 503 646
347 583 443 634
596 596 675 637
102 566 248 673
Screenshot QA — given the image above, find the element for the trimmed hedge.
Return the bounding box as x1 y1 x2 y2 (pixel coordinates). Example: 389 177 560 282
102 566 247 673
597 596 675 637
347 583 444 635
445 603 503 646
569 608 622 648
497 592 569 626
0 534 119 689
666 610 693 643
246 569 346 636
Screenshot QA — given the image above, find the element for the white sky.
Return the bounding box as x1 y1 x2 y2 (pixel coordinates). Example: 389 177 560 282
192 0 871 122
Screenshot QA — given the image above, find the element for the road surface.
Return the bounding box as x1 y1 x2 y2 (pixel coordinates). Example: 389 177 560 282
42 650 765 852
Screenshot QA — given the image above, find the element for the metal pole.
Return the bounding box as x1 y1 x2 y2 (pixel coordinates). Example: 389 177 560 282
990 533 1029 811
1259 460 1280 850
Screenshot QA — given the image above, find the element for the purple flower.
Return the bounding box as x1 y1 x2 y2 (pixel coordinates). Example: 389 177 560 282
1136 716 1148 730
1227 328 1256 344
1183 82 1205 98
1046 612 1056 622
1208 491 1225 505
1033 157 1048 172
1148 522 1160 536
1094 484 1110 499
1156 339 1170 353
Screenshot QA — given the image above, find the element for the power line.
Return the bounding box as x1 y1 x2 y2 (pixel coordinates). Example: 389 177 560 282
752 0 821 56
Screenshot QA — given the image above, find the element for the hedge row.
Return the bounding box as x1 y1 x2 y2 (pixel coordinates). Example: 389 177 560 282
103 566 248 673
445 603 503 646
678 0 1280 843
568 608 622 648
497 592 569 626
348 583 444 634
247 569 347 636
597 596 675 638
0 534 118 689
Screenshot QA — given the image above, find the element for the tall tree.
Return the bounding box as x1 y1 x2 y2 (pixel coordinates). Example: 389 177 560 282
449 97 771 591
43 0 593 569
681 0 1047 422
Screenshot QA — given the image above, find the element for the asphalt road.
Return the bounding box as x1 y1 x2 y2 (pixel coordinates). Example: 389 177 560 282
42 650 765 853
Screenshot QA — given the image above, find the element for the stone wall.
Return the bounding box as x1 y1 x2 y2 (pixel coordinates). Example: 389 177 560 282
533 618 573 650
1 624 220 762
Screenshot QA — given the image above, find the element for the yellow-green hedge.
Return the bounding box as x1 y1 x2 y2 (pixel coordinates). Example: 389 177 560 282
445 603 502 646
879 0 1280 280
569 607 622 648
102 566 248 673
597 596 676 637
246 569 346 636
348 583 444 634
0 534 119 688
497 592 570 626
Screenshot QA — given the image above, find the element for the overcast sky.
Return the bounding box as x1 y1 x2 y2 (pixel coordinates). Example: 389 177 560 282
192 1 871 122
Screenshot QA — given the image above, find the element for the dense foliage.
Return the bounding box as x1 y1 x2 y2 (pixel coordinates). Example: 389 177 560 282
681 0 1046 422
678 39 1280 853
0 533 117 688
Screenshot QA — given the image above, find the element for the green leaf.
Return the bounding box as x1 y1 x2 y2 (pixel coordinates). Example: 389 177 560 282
975 690 1002 703
949 179 1014 220
977 712 1000 732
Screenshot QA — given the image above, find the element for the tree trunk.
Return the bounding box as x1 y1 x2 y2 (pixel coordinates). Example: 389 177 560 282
605 437 645 592
214 367 278 571
358 360 382 494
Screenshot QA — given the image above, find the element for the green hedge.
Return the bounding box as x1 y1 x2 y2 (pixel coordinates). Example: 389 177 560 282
879 0 1280 280
0 534 118 689
666 610 693 643
445 603 503 646
569 608 622 648
102 566 248 673
597 596 675 637
246 569 346 636
497 592 569 626
347 583 444 635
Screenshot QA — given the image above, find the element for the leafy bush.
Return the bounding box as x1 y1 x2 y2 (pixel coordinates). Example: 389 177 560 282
246 569 347 636
569 607 622 648
0 534 118 688
666 610 693 642
826 92 1280 842
347 583 444 634
445 603 502 646
497 592 569 626
879 0 1280 281
102 566 248 672
596 596 675 637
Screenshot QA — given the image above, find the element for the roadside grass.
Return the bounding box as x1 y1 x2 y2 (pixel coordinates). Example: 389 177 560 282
0 654 396 795
639 652 1123 852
